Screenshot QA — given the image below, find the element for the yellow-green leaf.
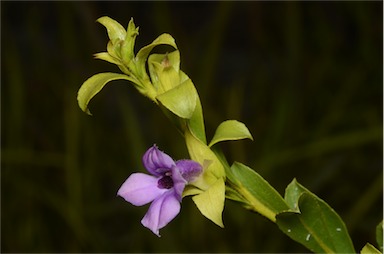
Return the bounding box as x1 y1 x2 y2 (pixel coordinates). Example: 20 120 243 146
97 16 126 42
361 243 381 254
135 33 177 79
184 129 225 181
156 79 197 119
94 52 122 66
209 120 253 147
192 177 225 228
77 72 136 115
187 94 206 144
121 18 139 64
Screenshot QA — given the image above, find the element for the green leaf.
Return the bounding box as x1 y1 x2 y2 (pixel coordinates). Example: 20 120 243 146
96 17 126 60
187 95 206 144
106 40 121 59
136 33 177 60
135 33 177 79
97 16 126 42
94 52 122 66
276 179 355 253
229 162 289 222
361 243 381 254
156 79 197 119
283 178 305 211
121 18 139 64
192 177 225 228
77 72 136 115
377 221 383 252
209 120 253 147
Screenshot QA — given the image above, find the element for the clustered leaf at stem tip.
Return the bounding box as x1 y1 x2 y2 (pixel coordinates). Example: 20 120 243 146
77 16 180 116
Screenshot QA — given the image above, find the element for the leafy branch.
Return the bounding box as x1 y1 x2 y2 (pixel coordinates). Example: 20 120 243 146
77 16 382 253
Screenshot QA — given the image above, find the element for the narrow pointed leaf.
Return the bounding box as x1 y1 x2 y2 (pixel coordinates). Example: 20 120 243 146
97 16 126 41
276 179 355 253
229 162 289 222
121 18 139 64
209 120 253 147
94 52 122 65
77 72 136 115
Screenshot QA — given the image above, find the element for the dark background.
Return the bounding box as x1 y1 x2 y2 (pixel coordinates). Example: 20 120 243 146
2 1 382 252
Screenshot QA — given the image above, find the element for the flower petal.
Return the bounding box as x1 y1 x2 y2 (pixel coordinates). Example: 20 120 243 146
176 159 202 182
117 173 166 206
142 145 176 176
141 191 181 237
171 165 187 200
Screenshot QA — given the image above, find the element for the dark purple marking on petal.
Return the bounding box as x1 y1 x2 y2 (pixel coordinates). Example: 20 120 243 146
157 176 174 189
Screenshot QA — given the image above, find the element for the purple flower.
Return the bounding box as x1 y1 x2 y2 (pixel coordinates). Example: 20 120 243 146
117 144 202 236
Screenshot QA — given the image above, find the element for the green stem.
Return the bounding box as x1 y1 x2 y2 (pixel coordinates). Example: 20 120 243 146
227 180 278 222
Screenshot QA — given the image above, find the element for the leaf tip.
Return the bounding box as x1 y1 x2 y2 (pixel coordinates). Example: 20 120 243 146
85 108 93 116
96 16 108 24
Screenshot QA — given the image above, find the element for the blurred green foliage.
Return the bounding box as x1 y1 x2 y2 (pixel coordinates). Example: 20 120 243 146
2 1 382 252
